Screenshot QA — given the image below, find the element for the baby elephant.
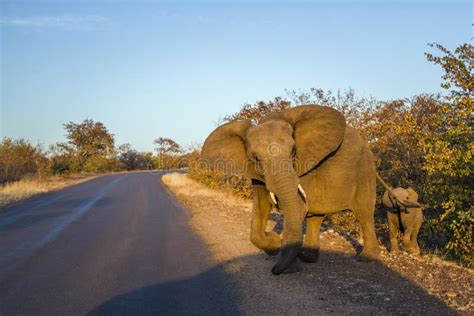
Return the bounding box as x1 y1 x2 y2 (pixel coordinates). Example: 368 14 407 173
382 188 423 255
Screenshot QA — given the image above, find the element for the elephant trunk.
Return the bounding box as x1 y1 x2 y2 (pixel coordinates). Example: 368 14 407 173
268 171 306 275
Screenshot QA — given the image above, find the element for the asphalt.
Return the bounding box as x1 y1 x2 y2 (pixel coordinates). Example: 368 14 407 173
0 172 242 316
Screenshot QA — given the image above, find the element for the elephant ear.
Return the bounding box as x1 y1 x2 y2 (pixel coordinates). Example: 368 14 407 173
201 120 261 180
405 187 424 208
382 190 396 208
384 187 423 210
406 187 419 202
266 105 346 176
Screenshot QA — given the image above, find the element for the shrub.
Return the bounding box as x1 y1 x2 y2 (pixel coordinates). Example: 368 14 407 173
0 138 48 183
420 43 473 265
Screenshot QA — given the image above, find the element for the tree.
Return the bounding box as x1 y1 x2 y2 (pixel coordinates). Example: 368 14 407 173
153 137 181 157
48 143 74 175
142 152 158 170
118 143 148 171
153 137 182 170
361 95 442 190
64 119 115 161
62 119 115 172
286 88 376 128
425 43 473 97
222 97 292 124
421 43 473 264
0 138 48 183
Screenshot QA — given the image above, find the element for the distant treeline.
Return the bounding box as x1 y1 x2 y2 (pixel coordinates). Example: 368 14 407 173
188 43 473 266
0 119 187 183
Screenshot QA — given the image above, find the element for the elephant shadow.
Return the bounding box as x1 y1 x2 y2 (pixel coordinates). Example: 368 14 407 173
87 252 456 315
268 211 365 253
269 209 395 255
87 261 242 316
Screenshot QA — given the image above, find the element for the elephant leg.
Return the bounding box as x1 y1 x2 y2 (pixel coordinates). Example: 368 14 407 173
298 214 325 263
410 232 421 255
353 205 380 262
387 212 400 253
409 213 422 255
401 224 414 253
357 215 380 261
249 183 281 255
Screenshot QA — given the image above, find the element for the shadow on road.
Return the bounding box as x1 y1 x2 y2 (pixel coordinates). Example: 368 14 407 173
88 251 456 315
88 261 242 315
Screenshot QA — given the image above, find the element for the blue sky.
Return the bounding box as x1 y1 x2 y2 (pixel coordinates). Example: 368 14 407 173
1 0 471 152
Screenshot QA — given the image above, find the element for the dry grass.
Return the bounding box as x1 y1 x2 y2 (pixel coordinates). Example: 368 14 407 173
163 172 245 205
0 174 96 207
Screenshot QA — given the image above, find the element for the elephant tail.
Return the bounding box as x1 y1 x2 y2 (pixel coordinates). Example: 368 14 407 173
375 172 401 207
375 172 393 192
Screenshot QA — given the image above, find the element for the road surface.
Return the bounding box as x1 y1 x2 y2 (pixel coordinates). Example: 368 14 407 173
0 172 241 315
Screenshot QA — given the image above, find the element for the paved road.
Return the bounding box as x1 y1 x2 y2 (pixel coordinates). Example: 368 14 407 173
0 172 241 315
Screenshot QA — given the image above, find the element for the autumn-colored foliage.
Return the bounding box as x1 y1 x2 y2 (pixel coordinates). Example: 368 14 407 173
222 97 292 124
0 138 49 183
421 43 473 264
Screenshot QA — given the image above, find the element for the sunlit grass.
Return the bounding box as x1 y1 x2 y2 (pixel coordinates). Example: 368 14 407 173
0 175 95 207
163 172 245 203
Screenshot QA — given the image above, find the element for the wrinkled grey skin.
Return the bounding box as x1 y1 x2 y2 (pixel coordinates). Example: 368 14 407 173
382 188 423 255
201 105 380 275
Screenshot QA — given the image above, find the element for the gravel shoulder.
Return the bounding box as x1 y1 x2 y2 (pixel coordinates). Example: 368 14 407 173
162 173 473 315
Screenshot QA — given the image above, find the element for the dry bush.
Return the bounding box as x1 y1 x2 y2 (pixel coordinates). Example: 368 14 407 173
0 138 48 184
184 145 252 199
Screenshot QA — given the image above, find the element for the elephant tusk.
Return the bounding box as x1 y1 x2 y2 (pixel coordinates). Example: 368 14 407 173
269 192 278 205
298 184 307 200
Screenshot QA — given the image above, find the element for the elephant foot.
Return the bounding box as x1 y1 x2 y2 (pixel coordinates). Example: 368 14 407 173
404 247 421 256
298 247 320 263
271 244 301 275
251 231 281 256
264 248 279 256
357 248 381 262
281 258 302 274
272 258 302 275
262 232 281 256
413 246 421 256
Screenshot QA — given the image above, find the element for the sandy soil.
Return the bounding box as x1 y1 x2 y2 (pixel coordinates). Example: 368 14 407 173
162 173 473 315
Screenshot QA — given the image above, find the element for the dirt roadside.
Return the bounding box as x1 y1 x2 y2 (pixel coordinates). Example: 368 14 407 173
162 173 473 315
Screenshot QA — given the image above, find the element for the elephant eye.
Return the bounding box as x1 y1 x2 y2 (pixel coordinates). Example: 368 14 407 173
252 154 260 163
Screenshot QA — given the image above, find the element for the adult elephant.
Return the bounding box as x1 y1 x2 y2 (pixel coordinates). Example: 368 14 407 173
201 105 380 275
